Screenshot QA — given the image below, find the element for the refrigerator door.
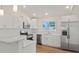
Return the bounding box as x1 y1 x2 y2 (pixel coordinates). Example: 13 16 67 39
69 21 79 51
61 35 69 49
61 22 69 49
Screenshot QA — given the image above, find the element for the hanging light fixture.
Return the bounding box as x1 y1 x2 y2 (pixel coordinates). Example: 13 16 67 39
0 9 4 16
23 5 26 8
13 5 18 12
32 13 36 17
45 12 48 16
0 6 4 16
45 10 48 16
66 6 70 9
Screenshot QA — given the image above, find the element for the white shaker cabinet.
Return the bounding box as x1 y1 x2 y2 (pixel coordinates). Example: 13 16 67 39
42 35 61 48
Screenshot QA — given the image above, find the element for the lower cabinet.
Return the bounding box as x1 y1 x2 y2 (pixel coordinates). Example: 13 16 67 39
42 35 61 48
0 41 19 53
20 43 36 53
18 40 36 53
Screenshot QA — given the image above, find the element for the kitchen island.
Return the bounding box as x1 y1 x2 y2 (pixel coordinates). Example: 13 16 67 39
0 28 36 53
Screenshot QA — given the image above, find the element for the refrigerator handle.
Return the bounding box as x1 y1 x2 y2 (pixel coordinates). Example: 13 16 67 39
67 34 69 39
67 27 70 39
67 33 70 39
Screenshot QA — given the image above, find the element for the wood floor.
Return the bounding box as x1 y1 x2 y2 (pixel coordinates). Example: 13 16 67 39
36 45 73 53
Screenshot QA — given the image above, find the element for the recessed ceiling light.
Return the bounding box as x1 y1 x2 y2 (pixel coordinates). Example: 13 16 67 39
45 12 48 16
13 5 18 12
0 9 4 16
66 6 70 9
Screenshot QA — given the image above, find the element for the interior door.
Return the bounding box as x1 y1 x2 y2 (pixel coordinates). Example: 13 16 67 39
69 21 79 51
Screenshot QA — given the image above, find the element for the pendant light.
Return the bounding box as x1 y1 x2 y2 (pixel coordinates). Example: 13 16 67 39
0 5 4 16
13 5 18 12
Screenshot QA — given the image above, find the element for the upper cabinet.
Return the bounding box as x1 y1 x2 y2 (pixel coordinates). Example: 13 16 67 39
61 15 79 22
30 19 38 29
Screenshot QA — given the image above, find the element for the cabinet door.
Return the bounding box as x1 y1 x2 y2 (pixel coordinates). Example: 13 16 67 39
46 36 60 47
42 35 60 47
42 35 48 45
30 19 37 28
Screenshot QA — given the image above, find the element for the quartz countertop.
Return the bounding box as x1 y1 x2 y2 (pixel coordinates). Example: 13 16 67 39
0 35 26 43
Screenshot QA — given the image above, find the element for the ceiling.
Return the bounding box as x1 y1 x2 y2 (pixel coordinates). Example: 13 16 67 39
18 5 72 17
0 5 79 18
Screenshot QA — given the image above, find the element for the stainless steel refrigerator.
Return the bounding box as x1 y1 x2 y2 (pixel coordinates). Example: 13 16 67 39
61 21 79 51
